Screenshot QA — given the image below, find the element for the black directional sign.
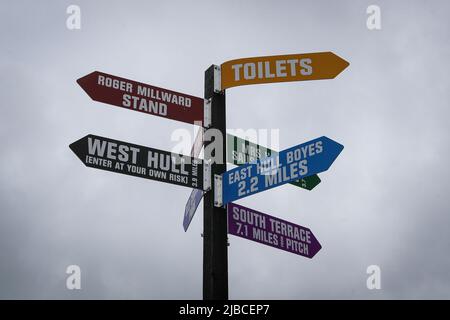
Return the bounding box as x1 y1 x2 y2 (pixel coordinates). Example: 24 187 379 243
70 134 204 190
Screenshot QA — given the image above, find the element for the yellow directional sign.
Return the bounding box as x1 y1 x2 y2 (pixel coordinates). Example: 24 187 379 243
221 52 349 90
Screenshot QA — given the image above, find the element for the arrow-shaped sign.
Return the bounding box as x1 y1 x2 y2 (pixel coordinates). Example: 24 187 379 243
228 203 321 258
183 128 205 231
221 136 343 205
227 133 321 191
183 188 203 232
77 71 205 126
220 52 349 90
70 134 204 190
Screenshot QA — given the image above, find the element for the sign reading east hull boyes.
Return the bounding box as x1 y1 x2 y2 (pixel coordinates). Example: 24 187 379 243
70 134 203 190
222 136 343 205
77 71 205 126
220 52 349 89
228 203 321 258
227 134 321 191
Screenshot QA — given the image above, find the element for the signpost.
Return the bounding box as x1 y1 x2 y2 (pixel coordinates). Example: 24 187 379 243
227 133 321 191
221 52 349 89
70 134 204 190
77 71 205 126
71 51 349 301
228 203 321 258
221 136 344 205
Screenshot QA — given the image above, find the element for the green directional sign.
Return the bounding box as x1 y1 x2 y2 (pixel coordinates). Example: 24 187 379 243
227 134 321 191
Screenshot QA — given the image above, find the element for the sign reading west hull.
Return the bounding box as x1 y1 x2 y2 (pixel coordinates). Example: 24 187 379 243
221 52 349 90
77 71 205 126
222 136 343 205
228 203 321 258
227 134 321 191
70 134 204 190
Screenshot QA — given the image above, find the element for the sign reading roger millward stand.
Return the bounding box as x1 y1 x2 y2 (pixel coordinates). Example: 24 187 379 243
77 71 205 126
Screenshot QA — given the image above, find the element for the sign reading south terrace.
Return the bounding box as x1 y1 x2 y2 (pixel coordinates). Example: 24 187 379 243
70 134 204 190
221 136 343 205
228 203 321 258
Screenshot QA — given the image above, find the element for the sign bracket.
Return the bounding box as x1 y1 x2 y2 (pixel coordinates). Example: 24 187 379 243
204 98 212 128
213 65 222 93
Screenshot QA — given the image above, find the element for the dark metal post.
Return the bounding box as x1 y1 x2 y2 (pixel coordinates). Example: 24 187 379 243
203 65 228 300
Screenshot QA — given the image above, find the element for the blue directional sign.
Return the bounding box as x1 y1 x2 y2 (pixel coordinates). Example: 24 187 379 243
221 136 344 205
183 188 204 232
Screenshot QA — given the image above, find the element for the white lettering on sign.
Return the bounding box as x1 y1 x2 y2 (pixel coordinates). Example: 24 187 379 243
231 58 313 81
87 137 140 164
228 166 252 185
232 206 266 229
97 75 133 92
137 85 192 108
286 141 322 164
147 151 189 175
285 238 309 255
122 94 168 116
269 218 311 243
264 160 308 188
96 74 192 109
85 155 112 168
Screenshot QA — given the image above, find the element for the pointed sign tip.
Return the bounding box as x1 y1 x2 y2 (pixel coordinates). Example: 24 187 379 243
76 71 98 99
310 245 322 258
68 141 76 153
322 136 344 150
69 135 90 164
330 52 350 77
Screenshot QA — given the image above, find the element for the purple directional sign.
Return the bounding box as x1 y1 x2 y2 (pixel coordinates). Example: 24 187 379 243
183 188 203 232
228 203 321 258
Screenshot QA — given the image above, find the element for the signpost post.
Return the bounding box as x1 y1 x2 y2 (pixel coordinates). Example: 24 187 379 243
203 65 228 300
228 203 321 258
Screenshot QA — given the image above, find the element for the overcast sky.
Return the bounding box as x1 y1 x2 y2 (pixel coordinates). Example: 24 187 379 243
1 0 450 299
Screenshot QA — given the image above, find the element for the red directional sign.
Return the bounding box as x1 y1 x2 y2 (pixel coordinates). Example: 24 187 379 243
77 71 205 126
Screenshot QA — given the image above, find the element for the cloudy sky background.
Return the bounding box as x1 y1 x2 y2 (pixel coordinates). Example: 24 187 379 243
1 0 449 299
